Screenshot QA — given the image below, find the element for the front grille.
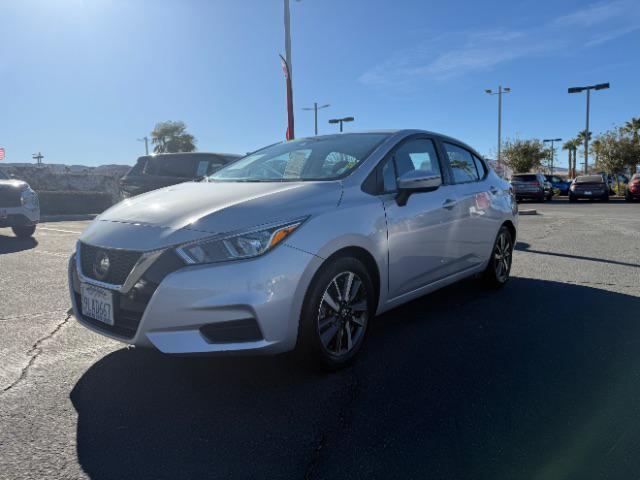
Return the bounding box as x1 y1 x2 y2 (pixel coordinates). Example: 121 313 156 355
0 186 22 207
79 242 142 285
72 250 185 340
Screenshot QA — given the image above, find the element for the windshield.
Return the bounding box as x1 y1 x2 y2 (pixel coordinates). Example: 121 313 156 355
209 134 388 182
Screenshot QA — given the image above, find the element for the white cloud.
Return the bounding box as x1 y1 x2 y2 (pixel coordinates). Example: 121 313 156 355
552 0 629 27
359 0 640 89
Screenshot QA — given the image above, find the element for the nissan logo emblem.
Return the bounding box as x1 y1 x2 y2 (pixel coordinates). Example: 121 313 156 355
93 251 111 281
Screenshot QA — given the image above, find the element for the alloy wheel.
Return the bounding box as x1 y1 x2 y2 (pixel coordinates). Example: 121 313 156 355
317 271 368 357
494 232 512 283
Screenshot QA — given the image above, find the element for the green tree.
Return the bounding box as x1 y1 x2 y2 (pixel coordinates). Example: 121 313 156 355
623 117 640 171
502 138 547 173
597 128 640 191
151 121 197 153
591 138 603 169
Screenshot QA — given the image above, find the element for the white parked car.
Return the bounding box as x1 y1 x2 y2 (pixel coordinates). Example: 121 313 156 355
69 130 518 369
0 169 39 238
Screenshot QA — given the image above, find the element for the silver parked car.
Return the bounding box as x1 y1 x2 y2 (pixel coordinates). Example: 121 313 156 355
68 130 518 369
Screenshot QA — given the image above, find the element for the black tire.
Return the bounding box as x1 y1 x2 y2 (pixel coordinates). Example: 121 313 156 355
601 194 610 202
297 256 375 370
569 195 577 203
482 226 513 288
12 225 36 238
625 194 633 202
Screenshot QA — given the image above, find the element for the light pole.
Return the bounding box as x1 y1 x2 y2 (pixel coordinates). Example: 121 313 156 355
543 138 562 176
137 136 149 155
329 116 354 133
568 82 609 174
32 152 44 166
485 86 511 170
302 103 330 135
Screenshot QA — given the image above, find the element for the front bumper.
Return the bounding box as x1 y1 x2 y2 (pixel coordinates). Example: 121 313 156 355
69 243 323 355
0 206 39 228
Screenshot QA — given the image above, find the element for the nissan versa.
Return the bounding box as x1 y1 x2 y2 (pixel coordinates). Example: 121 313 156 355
68 131 518 369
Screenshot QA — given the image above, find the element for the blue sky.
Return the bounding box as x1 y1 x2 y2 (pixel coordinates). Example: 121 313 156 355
1 0 638 168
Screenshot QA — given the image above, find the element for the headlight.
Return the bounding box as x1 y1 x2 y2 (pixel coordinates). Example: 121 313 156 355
175 219 305 265
21 188 39 210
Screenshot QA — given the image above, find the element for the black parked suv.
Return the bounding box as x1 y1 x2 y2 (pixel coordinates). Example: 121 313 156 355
120 152 241 197
511 172 553 202
569 175 610 202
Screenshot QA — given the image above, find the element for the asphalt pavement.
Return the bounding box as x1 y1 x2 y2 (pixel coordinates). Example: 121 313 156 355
1 199 639 479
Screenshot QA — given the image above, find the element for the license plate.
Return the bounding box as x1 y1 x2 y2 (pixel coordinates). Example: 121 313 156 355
0 209 6 219
81 283 114 326
584 191 592 195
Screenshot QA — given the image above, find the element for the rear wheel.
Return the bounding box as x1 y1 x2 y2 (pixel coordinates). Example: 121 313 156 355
483 226 513 288
569 195 577 202
298 256 375 370
12 225 36 238
601 194 610 202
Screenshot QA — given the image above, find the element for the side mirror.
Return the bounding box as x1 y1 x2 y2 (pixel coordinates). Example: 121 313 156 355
396 171 442 206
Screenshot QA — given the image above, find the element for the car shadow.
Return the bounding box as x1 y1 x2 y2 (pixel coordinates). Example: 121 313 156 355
0 234 38 254
515 241 640 268
72 278 640 479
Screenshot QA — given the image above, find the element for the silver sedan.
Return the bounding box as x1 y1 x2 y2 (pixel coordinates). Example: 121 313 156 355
68 130 517 369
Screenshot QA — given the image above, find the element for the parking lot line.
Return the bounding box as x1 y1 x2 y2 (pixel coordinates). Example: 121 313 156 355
38 227 82 235
33 250 72 258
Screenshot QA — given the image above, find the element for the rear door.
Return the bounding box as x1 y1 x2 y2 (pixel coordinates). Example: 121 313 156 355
441 142 499 267
380 136 464 299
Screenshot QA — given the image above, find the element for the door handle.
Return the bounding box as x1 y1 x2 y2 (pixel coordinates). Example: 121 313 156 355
442 199 456 210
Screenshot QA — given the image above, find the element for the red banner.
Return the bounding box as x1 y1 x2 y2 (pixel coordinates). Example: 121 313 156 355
279 55 295 141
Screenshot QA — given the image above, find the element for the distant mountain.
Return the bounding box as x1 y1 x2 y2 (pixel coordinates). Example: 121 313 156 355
1 162 130 175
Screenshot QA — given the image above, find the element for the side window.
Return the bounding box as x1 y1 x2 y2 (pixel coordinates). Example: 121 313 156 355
443 143 479 183
472 155 487 178
394 138 441 179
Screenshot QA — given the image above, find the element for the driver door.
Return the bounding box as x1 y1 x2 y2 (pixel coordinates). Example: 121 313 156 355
380 137 463 300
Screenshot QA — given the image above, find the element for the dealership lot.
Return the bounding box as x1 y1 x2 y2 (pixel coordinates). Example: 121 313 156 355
1 200 639 479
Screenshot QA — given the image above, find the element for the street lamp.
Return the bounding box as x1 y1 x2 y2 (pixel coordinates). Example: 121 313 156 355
543 138 562 176
302 102 330 136
485 86 511 169
568 82 609 174
328 116 354 133
137 136 149 155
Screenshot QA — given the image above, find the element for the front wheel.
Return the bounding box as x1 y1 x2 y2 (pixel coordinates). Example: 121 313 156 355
482 226 513 288
12 225 36 238
297 256 375 370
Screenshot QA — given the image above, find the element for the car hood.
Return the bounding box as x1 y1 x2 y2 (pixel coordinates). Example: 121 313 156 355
97 180 343 235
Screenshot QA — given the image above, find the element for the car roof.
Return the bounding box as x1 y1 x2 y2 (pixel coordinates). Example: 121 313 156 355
289 129 484 158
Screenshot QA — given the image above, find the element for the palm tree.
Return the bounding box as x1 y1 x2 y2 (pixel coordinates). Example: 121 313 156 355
623 117 640 144
562 140 574 177
575 130 593 174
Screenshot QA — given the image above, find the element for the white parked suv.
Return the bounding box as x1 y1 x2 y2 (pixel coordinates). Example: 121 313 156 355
0 169 40 238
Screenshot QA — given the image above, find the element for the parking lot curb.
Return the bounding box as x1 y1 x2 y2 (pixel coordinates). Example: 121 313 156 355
518 209 537 215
